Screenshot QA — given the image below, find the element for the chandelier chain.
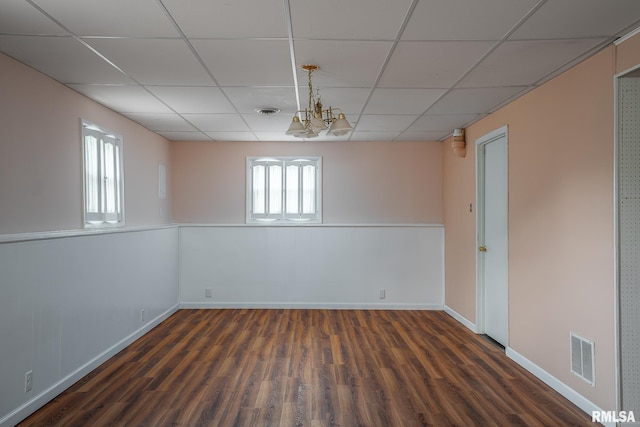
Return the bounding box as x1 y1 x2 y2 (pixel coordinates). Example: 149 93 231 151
307 67 314 112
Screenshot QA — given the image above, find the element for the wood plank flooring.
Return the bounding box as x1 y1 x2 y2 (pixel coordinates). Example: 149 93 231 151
19 309 593 426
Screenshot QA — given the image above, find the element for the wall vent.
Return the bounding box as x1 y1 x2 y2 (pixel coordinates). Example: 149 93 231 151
570 332 595 386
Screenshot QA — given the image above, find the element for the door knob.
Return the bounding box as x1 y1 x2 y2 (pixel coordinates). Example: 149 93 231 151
479 246 487 252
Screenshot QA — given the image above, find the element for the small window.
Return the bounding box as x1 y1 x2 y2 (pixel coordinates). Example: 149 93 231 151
82 120 124 227
247 157 321 224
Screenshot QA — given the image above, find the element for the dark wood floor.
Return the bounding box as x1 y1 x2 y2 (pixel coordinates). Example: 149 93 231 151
19 309 593 426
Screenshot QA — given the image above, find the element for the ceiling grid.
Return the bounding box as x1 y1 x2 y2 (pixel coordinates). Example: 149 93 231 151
0 0 639 141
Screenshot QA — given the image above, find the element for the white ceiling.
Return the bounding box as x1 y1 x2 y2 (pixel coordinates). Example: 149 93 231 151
1 0 639 142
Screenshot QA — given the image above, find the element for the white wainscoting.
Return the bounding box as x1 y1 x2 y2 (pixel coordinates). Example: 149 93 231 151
0 227 180 426
179 225 444 309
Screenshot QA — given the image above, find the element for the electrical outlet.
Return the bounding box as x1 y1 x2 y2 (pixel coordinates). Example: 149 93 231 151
25 370 33 393
140 309 145 323
205 288 213 298
379 289 386 299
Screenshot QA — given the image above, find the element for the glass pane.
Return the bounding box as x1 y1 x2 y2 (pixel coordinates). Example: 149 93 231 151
268 164 282 214
103 140 116 214
286 165 299 214
252 164 266 214
84 135 99 213
302 164 316 214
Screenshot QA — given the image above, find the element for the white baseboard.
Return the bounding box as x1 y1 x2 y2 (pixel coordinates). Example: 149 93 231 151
443 305 478 333
506 347 613 427
180 301 443 310
0 304 180 427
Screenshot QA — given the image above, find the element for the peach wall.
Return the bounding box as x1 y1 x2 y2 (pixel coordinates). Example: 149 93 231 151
616 31 640 74
442 136 477 322
444 46 619 410
0 52 172 234
171 140 442 224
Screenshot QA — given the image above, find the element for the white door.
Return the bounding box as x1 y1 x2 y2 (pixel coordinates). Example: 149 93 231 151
477 127 509 347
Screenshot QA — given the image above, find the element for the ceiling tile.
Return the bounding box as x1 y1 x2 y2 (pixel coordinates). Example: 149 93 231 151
0 0 67 35
408 113 482 132
0 35 133 84
402 0 538 41
293 41 393 87
223 86 298 114
162 0 287 38
356 115 418 132
290 0 413 40
349 132 403 142
86 38 213 85
428 86 528 114
156 131 212 141
379 41 495 88
68 85 173 113
191 39 292 86
458 39 606 88
364 88 446 115
146 86 236 113
31 0 179 37
395 131 450 141
182 114 249 132
510 0 640 40
205 132 258 142
242 113 294 132
123 113 198 132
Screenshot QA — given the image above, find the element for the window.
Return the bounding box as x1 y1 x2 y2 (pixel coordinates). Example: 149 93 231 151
247 157 321 223
82 120 124 227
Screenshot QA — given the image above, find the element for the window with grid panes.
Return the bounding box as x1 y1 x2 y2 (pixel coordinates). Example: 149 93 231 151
246 157 321 223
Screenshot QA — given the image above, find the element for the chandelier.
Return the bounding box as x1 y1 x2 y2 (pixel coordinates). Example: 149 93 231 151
285 65 352 138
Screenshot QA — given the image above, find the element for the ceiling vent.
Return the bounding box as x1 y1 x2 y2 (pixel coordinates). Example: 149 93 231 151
570 332 595 386
255 108 280 116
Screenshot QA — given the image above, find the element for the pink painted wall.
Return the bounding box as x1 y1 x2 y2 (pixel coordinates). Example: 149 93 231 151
443 133 477 320
617 32 640 74
0 52 172 234
171 140 442 224
444 36 640 410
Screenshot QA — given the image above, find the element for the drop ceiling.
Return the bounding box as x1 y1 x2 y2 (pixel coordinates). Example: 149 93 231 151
1 0 639 142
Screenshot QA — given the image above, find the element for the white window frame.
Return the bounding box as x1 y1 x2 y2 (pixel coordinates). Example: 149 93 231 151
81 119 125 228
246 156 322 224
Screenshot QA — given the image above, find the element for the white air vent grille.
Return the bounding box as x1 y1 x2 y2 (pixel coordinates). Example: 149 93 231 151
570 332 595 386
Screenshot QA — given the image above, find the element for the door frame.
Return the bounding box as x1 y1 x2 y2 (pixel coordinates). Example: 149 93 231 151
475 125 509 339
